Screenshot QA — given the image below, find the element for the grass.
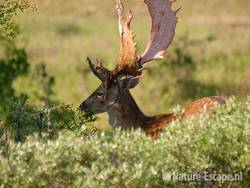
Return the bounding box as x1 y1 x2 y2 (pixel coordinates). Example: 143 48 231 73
11 0 250 126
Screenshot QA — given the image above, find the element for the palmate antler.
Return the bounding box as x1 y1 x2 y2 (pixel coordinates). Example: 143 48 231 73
139 0 180 64
87 0 179 84
111 0 179 78
111 0 139 77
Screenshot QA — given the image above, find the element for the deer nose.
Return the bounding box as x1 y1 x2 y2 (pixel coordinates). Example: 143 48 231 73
79 103 93 116
79 102 87 111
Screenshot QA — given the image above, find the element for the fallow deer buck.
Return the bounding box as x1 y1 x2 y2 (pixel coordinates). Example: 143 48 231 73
79 0 225 138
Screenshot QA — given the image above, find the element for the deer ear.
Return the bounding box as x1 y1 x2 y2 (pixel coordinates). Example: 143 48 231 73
120 76 142 90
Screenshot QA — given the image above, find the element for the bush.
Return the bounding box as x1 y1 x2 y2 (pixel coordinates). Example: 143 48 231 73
0 0 30 113
0 97 249 187
0 43 29 107
0 95 96 151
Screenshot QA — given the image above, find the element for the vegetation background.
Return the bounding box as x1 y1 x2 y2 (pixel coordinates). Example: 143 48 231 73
14 0 250 118
0 0 250 187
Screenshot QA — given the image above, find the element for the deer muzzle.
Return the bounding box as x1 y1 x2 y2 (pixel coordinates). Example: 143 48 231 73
79 102 94 116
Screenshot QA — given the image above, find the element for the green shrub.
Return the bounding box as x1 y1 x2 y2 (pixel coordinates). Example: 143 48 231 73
0 95 96 150
0 0 30 112
0 43 29 109
0 97 249 187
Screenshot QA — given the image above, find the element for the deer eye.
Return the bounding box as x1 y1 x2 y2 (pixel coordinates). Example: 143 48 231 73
96 93 104 98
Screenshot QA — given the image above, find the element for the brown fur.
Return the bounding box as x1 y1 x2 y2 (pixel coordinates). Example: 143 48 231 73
106 91 225 138
181 96 226 120
143 114 177 139
143 96 225 138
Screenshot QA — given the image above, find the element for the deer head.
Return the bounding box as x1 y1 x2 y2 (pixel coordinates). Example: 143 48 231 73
80 58 141 116
80 0 179 117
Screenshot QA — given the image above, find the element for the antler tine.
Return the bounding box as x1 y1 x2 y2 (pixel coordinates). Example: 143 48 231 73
95 58 108 71
139 0 179 65
116 0 125 34
86 57 108 81
111 0 139 78
87 0 179 82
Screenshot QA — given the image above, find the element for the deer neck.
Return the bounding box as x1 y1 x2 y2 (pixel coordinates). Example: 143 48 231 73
107 90 150 129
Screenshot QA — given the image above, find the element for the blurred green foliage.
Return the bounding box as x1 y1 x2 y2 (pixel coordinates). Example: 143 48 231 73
0 42 29 108
0 0 30 108
0 0 30 39
35 63 56 105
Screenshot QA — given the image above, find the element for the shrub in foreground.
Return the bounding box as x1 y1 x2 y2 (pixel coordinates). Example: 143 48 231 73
0 97 249 187
0 95 96 152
